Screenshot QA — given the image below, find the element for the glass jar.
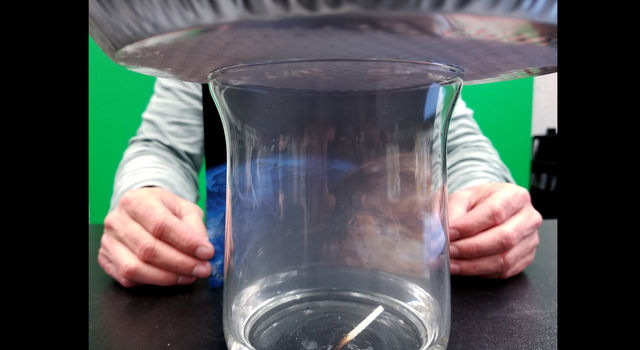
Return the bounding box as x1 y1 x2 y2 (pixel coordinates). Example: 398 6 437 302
209 59 463 350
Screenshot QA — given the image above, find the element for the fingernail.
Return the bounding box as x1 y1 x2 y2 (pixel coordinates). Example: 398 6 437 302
195 245 213 260
177 276 196 285
192 263 211 277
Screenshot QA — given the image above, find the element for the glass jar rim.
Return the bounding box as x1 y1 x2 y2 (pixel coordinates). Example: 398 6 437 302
208 58 464 93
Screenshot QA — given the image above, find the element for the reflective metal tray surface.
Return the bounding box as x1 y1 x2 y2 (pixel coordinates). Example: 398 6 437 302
89 0 557 84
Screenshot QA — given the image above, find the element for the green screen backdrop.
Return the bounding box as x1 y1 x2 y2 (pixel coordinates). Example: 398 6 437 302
461 79 533 190
89 36 532 224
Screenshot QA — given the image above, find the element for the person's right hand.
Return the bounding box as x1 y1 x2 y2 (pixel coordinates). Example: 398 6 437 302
98 187 215 288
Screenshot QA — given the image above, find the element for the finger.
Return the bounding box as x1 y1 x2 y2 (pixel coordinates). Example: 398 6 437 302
447 190 472 241
178 202 209 239
450 230 539 277
449 206 541 259
171 199 215 260
113 219 213 278
448 190 471 222
157 193 214 258
105 233 197 286
482 248 538 279
120 193 213 260
449 184 530 240
98 245 140 288
104 208 213 277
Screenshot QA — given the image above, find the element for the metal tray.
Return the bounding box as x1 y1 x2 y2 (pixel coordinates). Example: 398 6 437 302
89 0 557 84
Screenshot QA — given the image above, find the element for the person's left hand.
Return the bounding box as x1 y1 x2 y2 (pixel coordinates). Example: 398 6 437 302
447 182 542 279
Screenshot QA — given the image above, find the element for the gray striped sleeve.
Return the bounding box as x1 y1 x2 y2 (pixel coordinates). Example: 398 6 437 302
445 97 515 194
109 80 513 211
109 78 205 211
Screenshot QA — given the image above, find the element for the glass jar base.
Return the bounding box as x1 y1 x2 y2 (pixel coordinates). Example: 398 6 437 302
248 290 426 350
225 266 449 350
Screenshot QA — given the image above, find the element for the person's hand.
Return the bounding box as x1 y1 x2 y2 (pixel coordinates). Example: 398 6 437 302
447 183 542 279
98 187 214 287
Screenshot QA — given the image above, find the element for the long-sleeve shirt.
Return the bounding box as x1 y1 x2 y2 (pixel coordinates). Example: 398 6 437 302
110 77 514 210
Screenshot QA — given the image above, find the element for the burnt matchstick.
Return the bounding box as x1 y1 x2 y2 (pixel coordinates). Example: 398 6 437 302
333 305 384 350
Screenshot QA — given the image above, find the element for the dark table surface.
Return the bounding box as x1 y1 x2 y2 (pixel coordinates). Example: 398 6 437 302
89 220 557 350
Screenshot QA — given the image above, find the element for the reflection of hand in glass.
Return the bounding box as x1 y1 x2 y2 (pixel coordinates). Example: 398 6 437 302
329 153 441 277
99 187 215 287
447 183 542 279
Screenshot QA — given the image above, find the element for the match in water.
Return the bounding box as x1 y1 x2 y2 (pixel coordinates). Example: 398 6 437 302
333 305 385 350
